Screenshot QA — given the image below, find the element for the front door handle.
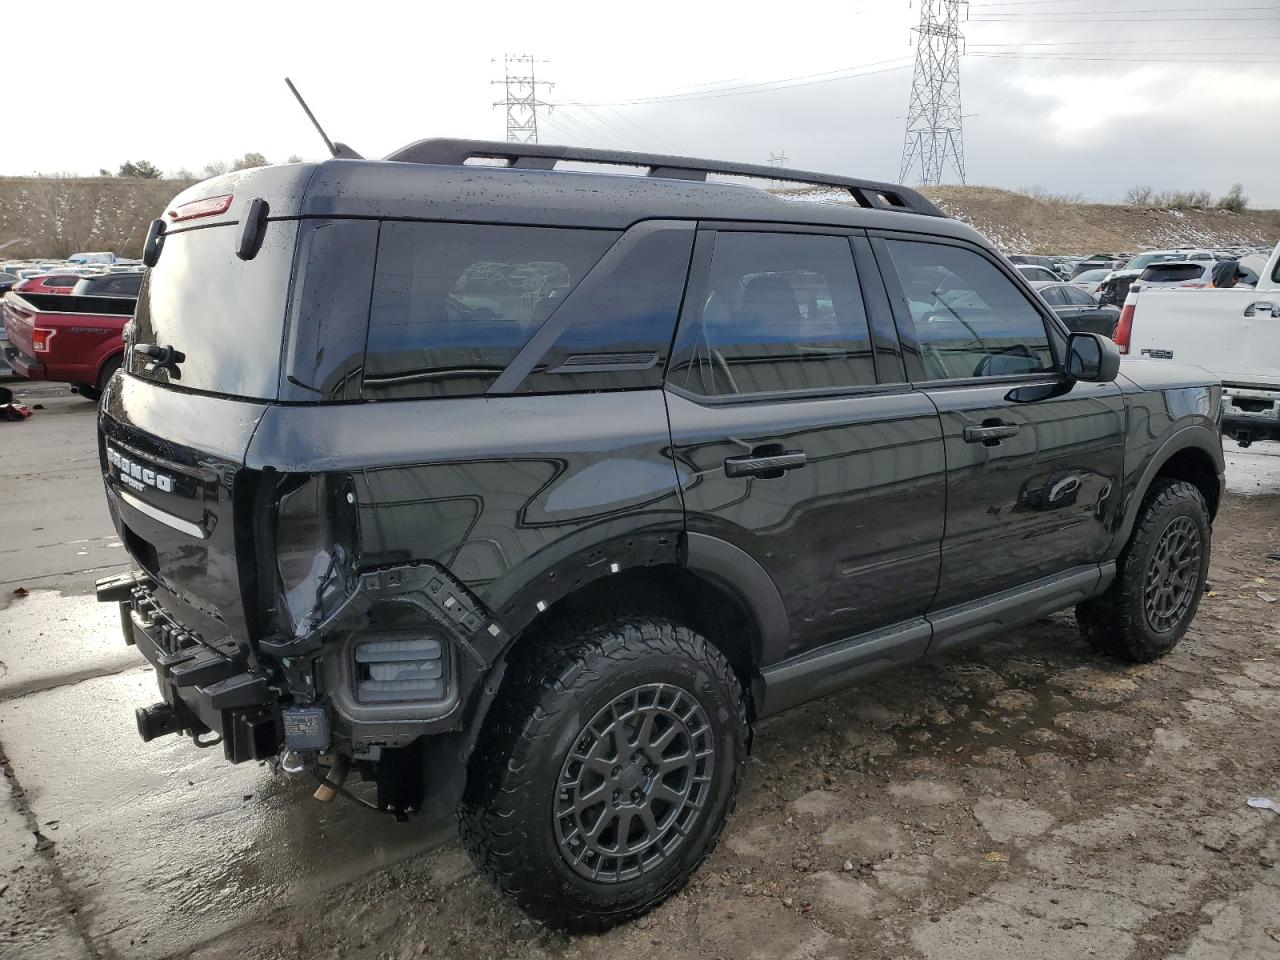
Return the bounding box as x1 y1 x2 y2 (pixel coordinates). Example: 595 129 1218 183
724 448 807 479
963 422 1020 445
1244 300 1279 318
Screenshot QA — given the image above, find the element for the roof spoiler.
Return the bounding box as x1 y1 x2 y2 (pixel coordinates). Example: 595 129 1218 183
381 138 945 218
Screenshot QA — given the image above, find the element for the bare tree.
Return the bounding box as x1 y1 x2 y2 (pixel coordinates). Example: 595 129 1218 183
1124 185 1153 204
1218 183 1248 213
202 160 229 178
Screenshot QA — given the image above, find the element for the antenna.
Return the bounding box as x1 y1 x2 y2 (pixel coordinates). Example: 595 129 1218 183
284 78 363 160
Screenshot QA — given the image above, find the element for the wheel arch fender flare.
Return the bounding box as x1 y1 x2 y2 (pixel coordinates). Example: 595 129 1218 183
1111 425 1224 555
681 532 791 668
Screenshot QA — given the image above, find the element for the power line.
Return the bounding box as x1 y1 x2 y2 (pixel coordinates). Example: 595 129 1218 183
556 57 914 106
901 0 967 186
969 37 1280 45
968 53 1280 64
970 14 1280 20
492 54 552 144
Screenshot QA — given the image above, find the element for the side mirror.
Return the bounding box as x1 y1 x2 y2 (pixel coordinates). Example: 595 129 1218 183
1065 332 1120 383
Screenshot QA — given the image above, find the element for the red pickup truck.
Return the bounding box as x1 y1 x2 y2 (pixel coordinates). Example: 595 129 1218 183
2 291 134 400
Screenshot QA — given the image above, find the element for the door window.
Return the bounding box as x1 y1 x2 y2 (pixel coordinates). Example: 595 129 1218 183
884 240 1054 381
670 232 875 397
1063 286 1095 306
1039 285 1067 306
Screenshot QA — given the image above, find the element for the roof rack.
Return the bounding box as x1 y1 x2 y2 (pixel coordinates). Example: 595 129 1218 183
381 138 945 218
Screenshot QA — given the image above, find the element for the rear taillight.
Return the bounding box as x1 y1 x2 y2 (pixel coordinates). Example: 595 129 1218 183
32 328 57 352
167 194 233 222
1114 304 1135 354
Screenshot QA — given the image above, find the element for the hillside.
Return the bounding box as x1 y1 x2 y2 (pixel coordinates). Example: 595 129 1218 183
0 176 192 259
926 186 1280 255
1 176 1276 260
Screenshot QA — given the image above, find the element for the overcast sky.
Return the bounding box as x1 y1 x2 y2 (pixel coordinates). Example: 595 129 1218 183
8 0 1280 205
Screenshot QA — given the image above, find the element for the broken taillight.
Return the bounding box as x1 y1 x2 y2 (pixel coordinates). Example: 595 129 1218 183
32 328 57 352
167 194 233 222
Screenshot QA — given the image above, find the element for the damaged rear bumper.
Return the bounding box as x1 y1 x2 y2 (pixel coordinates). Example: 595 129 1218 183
96 570 282 763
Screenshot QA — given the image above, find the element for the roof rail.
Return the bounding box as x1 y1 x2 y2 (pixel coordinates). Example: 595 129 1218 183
381 138 945 218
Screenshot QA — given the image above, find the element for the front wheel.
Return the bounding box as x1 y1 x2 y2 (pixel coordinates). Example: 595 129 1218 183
1076 478 1211 662
459 616 747 931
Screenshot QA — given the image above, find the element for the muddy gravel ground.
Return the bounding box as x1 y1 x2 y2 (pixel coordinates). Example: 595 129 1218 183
175 494 1280 960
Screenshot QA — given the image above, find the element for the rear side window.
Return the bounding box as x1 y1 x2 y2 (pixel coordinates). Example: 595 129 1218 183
884 240 1053 381
364 223 617 400
1039 285 1067 306
47 275 77 287
1063 286 1095 306
514 222 694 394
670 232 876 397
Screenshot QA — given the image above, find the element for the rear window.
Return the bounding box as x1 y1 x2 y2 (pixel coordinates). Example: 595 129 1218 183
128 221 298 399
363 223 617 400
1140 264 1203 283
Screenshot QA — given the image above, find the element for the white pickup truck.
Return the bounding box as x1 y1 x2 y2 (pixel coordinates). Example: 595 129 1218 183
1117 242 1280 446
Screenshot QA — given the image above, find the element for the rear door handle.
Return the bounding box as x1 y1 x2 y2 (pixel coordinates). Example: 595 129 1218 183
963 422 1020 445
1244 300 1279 318
724 449 807 479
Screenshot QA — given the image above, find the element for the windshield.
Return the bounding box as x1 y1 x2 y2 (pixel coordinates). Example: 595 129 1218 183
128 220 298 399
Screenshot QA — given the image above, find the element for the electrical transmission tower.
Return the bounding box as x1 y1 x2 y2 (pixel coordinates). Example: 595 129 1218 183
899 0 966 186
493 54 551 143
768 150 789 168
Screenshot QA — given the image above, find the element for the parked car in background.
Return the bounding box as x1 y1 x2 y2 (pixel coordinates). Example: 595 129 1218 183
1008 255 1067 279
1071 257 1123 278
15 273 82 296
1030 281 1121 336
71 272 144 299
2 286 135 399
1117 241 1280 446
0 271 18 295
1137 261 1259 290
1070 268 1111 296
68 251 117 265
1015 264 1060 283
1098 249 1219 306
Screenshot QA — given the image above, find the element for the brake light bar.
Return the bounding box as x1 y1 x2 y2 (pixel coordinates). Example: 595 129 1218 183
32 328 57 353
167 194 233 222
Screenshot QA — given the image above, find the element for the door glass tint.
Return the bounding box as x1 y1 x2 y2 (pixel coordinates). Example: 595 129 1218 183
364 223 617 400
516 223 694 394
885 240 1053 381
1063 286 1095 306
1039 285 1067 306
670 232 875 396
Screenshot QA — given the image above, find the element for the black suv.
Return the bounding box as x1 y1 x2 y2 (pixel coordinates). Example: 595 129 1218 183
96 140 1224 930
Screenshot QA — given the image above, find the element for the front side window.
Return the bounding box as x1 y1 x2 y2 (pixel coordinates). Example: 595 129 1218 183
670 232 875 397
885 239 1053 381
364 223 617 400
1063 286 1095 306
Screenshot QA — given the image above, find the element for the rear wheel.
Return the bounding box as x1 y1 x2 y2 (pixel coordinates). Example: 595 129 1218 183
459 616 747 931
1076 478 1210 662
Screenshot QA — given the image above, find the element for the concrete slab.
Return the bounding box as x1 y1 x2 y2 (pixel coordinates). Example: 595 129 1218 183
0 589 139 700
0 772 90 960
0 669 452 959
0 383 118 598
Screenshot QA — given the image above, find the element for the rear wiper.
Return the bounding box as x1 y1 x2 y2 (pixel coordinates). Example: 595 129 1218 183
135 343 186 366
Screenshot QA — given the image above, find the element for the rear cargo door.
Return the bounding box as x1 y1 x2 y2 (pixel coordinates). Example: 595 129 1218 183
102 215 299 642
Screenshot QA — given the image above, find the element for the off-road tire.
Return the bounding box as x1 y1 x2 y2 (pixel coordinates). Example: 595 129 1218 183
458 616 747 931
1076 478 1210 662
